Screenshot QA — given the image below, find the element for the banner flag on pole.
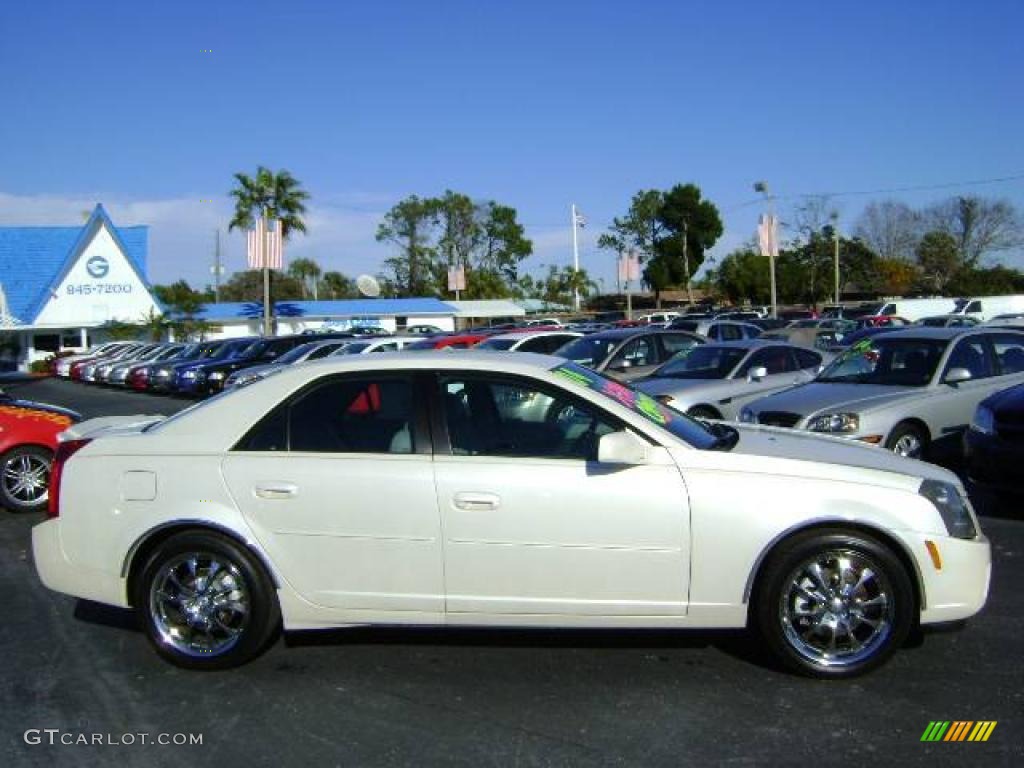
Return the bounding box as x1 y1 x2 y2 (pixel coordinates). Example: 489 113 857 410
247 218 284 269
573 210 587 228
758 214 779 258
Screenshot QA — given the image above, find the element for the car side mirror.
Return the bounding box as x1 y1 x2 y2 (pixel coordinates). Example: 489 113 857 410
748 366 768 382
944 367 973 385
612 359 633 371
597 430 649 465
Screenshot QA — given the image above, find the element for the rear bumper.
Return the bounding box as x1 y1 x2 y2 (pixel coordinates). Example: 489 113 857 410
32 520 128 608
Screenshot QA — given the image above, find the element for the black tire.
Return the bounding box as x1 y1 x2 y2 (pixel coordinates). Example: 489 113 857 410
884 422 928 459
687 405 721 420
134 531 281 670
0 445 53 513
753 528 914 678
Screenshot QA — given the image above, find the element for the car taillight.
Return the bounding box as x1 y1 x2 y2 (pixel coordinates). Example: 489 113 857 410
46 439 92 519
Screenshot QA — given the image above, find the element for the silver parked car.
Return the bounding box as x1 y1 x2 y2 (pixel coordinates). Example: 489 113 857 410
223 339 353 390
740 327 1024 459
554 328 705 381
634 340 824 420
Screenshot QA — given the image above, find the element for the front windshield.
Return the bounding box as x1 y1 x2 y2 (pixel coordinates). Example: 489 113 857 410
477 338 517 351
652 346 746 379
554 336 617 367
552 362 721 450
817 337 948 387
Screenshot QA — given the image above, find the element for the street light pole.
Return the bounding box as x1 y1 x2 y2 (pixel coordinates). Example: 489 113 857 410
754 181 777 318
831 213 841 305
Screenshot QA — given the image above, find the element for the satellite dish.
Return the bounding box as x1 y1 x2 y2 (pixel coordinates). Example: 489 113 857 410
356 274 381 298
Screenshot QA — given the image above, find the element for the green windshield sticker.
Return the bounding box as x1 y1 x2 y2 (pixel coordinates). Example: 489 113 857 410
636 393 668 425
553 366 594 388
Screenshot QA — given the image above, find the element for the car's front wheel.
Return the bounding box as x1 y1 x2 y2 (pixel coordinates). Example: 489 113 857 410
0 446 53 513
885 422 928 459
135 531 281 670
754 528 914 678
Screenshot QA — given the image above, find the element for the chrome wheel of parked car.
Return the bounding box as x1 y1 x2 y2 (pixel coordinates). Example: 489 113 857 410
885 423 927 459
779 549 894 668
136 531 280 669
755 528 913 677
0 446 52 513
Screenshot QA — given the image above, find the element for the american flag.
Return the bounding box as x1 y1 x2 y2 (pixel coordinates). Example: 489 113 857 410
247 217 284 269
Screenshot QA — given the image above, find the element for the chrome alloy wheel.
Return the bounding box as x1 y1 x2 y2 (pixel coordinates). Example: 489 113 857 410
2 452 50 505
779 549 895 669
891 433 923 458
149 553 250 657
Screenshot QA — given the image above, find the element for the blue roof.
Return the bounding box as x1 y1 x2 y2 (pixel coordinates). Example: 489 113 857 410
0 204 148 323
195 297 456 321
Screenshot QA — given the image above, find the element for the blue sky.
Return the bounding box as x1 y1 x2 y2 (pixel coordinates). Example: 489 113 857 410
2 0 1023 291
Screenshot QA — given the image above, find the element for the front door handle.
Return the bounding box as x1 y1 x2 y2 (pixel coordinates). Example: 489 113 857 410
453 492 500 511
254 483 298 500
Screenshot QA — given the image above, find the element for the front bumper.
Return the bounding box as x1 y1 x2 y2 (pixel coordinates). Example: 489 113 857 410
32 520 128 608
914 531 991 625
964 427 1024 497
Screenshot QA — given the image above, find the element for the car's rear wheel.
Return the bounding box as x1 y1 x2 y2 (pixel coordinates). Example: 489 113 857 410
885 422 928 459
135 531 280 670
754 528 914 678
0 446 53 513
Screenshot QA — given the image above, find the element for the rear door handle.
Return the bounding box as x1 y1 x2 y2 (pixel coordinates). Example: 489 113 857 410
254 483 298 500
453 492 500 511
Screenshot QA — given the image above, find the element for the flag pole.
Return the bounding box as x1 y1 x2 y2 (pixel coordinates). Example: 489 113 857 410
262 214 272 337
571 203 581 311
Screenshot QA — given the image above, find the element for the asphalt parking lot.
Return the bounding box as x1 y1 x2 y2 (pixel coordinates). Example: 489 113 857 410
1 378 1022 767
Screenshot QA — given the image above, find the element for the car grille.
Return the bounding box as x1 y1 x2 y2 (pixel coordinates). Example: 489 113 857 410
757 411 802 429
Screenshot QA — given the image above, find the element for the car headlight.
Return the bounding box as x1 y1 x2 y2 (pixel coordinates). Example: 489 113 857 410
739 407 755 423
919 479 977 539
808 412 860 433
209 371 225 380
182 370 197 379
970 405 995 435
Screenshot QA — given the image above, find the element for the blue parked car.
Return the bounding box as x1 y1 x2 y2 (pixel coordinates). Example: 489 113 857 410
172 338 260 396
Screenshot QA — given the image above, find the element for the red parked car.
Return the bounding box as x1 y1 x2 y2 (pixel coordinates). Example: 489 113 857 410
405 332 493 350
0 392 80 513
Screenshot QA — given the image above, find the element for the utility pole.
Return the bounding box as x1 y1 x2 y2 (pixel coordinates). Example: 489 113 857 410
571 203 582 311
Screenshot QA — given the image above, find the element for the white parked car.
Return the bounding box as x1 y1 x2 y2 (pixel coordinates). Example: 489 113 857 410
34 353 990 677
329 337 417 355
475 330 583 353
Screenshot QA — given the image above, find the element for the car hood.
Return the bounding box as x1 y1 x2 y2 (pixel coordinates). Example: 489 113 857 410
723 423 958 488
228 362 278 379
636 376 738 400
749 381 922 418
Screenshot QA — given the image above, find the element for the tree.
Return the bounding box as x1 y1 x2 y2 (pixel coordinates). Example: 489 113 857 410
654 183 723 304
853 200 921 261
924 196 1023 267
876 258 921 296
377 195 440 296
947 265 1024 296
152 280 213 341
288 257 323 299
138 308 166 341
320 271 356 299
479 203 532 283
228 166 310 239
597 189 665 263
219 270 305 302
711 247 772 305
915 231 960 292
540 266 597 307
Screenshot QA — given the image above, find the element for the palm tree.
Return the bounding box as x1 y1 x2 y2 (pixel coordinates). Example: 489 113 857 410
288 257 323 299
228 166 310 240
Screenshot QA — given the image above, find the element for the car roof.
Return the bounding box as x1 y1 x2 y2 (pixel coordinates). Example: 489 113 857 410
586 328 696 340
485 330 581 341
700 338 801 350
877 327 1014 341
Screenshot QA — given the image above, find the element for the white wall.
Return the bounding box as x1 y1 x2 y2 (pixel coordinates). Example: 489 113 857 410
33 224 161 327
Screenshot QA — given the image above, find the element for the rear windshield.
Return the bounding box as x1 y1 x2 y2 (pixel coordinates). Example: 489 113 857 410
554 336 618 367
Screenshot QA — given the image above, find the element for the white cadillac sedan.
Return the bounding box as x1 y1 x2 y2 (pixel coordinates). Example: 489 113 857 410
33 353 990 677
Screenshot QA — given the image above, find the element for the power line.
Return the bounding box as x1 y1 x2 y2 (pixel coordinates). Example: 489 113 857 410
724 171 1024 212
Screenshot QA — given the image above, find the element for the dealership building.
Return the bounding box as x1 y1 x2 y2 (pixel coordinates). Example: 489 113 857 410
0 205 162 370
0 205 538 371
